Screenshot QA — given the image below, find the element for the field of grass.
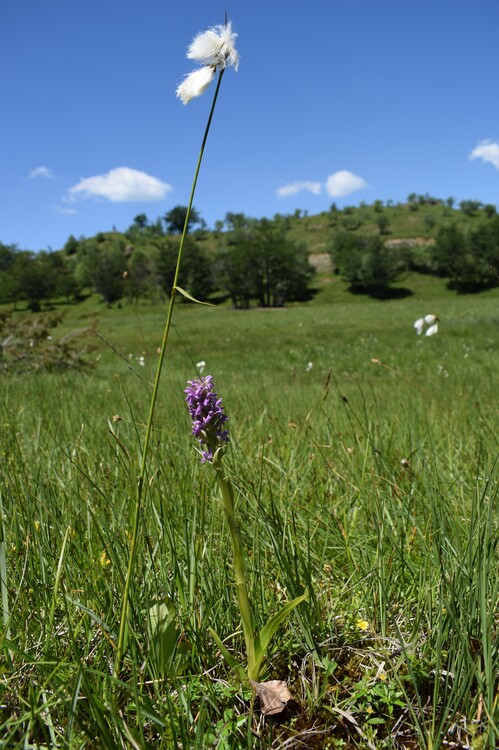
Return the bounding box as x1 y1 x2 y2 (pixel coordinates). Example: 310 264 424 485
1 272 498 748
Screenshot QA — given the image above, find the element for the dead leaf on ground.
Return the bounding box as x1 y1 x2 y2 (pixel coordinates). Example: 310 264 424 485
251 680 292 716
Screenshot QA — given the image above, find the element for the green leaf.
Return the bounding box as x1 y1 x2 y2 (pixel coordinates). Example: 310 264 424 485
208 628 247 683
250 591 308 681
147 601 190 678
174 286 214 306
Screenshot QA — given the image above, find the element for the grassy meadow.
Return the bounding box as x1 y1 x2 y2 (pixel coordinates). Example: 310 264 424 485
1 270 498 748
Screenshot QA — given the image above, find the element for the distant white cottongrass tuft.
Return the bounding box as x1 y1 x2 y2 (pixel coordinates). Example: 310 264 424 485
196 360 206 374
414 314 438 336
176 21 239 104
305 361 313 372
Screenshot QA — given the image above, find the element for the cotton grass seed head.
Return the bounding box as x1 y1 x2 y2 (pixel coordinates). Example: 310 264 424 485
176 20 239 104
176 66 216 104
414 314 439 336
187 22 239 70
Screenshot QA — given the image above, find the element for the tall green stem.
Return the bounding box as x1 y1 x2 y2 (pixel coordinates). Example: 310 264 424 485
213 456 255 673
114 69 225 678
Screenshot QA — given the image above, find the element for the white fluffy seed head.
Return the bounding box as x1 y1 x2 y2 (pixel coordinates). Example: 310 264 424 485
187 22 239 71
414 318 424 335
176 66 216 104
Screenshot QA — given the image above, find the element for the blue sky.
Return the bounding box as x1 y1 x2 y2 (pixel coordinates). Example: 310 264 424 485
2 0 499 251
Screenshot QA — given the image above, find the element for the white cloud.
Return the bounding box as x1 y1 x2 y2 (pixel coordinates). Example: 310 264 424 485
277 180 322 197
325 170 368 198
55 205 78 215
29 166 54 179
469 140 499 169
277 170 368 200
68 167 172 202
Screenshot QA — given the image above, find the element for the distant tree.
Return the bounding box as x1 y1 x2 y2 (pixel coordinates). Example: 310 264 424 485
75 237 126 303
483 204 497 219
64 235 80 255
446 196 455 209
224 212 250 232
43 251 82 301
424 213 436 232
0 243 20 304
154 237 213 301
126 248 153 303
133 213 149 230
215 242 253 309
218 217 314 308
11 251 57 311
164 205 202 234
150 217 165 237
331 232 405 295
433 221 499 291
432 224 467 278
213 220 224 237
329 203 339 225
459 200 482 217
375 215 390 235
373 200 384 213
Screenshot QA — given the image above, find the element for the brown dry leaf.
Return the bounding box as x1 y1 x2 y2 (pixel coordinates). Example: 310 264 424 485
251 680 292 716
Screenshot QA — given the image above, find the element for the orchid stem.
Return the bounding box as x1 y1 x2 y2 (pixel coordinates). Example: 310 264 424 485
213 456 256 676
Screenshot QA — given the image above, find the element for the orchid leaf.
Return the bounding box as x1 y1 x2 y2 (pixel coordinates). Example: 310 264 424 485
208 627 246 683
250 591 308 681
174 286 214 306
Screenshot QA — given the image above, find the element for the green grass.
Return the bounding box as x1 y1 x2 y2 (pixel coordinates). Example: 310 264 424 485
1 273 498 748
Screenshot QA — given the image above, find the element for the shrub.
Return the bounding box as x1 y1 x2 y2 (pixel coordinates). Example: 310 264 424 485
0 311 95 373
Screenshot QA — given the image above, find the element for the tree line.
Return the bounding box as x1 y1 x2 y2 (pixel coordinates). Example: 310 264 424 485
0 208 313 310
331 210 499 294
1 197 498 310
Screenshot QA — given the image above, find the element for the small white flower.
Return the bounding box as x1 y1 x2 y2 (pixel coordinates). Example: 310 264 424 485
425 323 438 337
305 361 313 372
196 360 206 374
176 20 239 104
424 314 437 325
138 355 145 366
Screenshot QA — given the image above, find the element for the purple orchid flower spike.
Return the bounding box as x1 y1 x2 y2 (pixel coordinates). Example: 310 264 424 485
185 375 229 462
